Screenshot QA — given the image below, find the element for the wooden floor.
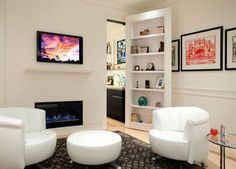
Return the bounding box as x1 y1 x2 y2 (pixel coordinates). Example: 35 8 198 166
107 118 236 169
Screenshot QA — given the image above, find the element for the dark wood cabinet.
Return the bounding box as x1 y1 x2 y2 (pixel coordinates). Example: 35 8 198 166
107 88 125 122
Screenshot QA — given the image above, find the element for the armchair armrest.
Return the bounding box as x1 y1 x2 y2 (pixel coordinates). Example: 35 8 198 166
184 119 209 141
184 119 210 164
0 115 24 129
0 115 25 169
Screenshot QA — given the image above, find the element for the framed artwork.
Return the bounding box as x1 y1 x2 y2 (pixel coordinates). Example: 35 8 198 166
172 39 180 72
181 26 223 71
155 77 164 89
225 27 236 70
106 41 112 54
117 39 126 64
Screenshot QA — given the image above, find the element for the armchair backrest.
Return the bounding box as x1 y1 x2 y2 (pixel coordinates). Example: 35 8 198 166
152 107 209 132
0 107 46 132
0 115 25 169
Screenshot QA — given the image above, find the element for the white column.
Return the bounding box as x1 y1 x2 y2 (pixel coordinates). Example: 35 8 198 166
0 0 6 106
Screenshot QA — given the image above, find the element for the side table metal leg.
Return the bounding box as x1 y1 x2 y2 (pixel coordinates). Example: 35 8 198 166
220 145 225 169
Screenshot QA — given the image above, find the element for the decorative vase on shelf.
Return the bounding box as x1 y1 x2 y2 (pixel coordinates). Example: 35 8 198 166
138 96 148 106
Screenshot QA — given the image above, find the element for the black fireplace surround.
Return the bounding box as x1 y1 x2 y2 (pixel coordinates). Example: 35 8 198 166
35 101 83 128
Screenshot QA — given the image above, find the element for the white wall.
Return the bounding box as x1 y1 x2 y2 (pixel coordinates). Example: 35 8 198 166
152 0 236 132
4 0 235 137
1 0 136 135
0 0 5 106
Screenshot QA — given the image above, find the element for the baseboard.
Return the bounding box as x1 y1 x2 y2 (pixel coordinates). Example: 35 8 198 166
51 122 105 138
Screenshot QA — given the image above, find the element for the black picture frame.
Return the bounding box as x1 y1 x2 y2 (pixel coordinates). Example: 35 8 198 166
172 39 180 72
225 27 236 70
181 26 223 71
117 39 126 64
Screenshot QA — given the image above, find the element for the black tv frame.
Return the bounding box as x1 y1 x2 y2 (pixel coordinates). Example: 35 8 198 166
37 31 83 64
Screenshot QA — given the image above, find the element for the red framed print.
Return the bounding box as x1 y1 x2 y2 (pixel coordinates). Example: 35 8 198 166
225 27 236 70
181 26 223 71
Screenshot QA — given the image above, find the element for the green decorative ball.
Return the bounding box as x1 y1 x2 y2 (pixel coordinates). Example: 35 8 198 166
138 96 148 106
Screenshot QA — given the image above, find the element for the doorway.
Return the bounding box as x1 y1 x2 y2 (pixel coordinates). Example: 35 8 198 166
106 19 126 123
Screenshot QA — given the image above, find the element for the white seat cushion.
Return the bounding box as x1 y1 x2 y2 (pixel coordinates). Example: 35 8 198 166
25 130 57 165
67 130 122 165
149 129 189 161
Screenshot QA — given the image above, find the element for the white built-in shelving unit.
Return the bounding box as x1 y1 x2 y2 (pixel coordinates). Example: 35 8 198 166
125 8 172 131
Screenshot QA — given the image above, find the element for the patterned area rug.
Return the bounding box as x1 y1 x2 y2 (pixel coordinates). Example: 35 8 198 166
26 131 203 169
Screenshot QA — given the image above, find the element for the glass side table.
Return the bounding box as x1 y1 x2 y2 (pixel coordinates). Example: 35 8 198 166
206 133 236 169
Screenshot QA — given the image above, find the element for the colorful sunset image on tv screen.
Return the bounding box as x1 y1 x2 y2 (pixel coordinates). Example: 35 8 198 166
39 33 81 63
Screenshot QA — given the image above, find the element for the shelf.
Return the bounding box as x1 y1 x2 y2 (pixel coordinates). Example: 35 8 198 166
125 8 172 132
131 88 164 92
131 104 160 110
130 121 151 127
107 69 125 71
25 67 93 74
128 121 152 131
131 33 165 40
130 52 164 57
131 70 164 74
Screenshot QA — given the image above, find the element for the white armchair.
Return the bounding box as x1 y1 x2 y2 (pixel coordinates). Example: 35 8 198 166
0 107 57 169
149 107 210 165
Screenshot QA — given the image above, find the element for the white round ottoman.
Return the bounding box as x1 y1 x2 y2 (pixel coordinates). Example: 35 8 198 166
67 130 122 165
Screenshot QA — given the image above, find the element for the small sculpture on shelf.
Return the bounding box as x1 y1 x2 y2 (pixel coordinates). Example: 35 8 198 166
106 63 112 70
158 41 164 52
155 102 161 107
139 29 150 36
134 65 140 71
156 26 164 33
146 62 155 71
131 113 140 122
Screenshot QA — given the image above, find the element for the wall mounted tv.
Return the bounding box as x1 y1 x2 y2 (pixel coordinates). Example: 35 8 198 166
37 31 83 64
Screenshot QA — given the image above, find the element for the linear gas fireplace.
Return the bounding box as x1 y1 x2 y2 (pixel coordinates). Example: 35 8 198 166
35 101 83 128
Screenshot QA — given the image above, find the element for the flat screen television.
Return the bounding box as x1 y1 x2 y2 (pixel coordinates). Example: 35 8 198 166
37 31 83 64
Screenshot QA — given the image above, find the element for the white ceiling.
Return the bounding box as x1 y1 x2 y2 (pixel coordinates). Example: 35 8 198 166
81 0 175 11
106 0 162 10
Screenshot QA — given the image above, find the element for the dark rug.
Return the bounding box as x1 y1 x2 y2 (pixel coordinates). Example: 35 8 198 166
26 131 203 169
